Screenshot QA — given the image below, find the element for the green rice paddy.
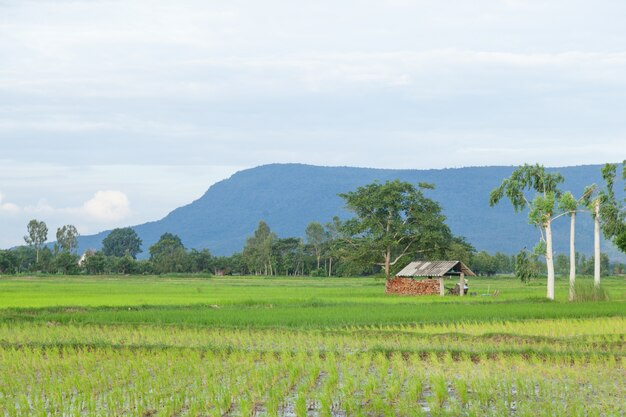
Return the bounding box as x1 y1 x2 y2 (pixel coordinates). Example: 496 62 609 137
0 275 624 416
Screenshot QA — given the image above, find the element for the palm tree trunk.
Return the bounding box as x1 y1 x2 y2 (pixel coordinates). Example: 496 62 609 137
569 213 576 301
594 200 601 287
545 222 555 300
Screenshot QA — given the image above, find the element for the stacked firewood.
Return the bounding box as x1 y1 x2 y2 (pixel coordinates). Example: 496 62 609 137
385 277 440 295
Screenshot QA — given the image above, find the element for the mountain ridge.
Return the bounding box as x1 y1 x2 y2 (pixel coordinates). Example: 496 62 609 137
76 163 625 260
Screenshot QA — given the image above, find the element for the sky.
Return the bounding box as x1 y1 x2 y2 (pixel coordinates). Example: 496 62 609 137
1 0 626 248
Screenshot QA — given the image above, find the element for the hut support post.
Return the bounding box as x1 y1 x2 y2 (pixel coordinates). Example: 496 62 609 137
460 272 465 297
439 277 444 296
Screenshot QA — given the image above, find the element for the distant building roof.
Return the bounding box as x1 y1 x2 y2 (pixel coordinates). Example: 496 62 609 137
396 260 476 278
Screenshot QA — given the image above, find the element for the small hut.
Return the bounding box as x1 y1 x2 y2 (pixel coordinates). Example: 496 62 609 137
387 260 476 296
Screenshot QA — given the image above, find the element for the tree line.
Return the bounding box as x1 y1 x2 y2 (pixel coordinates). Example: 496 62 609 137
1 162 625 295
2 220 623 278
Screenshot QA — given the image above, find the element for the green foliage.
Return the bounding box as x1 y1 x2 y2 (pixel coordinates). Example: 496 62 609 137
489 163 564 215
8 246 37 273
515 249 537 283
235 218 365 277
557 191 577 213
600 161 626 253
471 251 498 276
490 164 565 299
0 250 18 274
305 222 328 269
243 221 276 275
53 252 80 275
212 254 243 276
615 231 626 253
24 219 48 263
493 252 514 273
149 233 187 274
187 249 213 273
339 180 452 279
533 241 547 259
273 237 305 276
554 253 569 276
529 192 557 225
35 247 54 272
309 268 326 277
102 227 143 259
82 251 108 274
115 254 137 274
55 224 79 253
445 237 475 266
577 252 610 276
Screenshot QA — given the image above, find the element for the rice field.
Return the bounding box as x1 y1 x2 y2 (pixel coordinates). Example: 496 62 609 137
0 275 624 416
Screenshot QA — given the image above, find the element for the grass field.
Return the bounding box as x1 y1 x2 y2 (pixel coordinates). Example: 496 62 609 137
0 275 624 416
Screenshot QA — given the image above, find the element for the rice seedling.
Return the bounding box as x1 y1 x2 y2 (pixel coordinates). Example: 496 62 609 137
431 374 448 408
294 390 308 417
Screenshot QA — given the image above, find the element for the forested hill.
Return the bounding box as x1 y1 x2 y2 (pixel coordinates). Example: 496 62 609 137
77 163 623 259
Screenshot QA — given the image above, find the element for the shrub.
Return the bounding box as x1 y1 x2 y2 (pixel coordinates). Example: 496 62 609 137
515 249 537 283
573 281 610 302
309 268 326 277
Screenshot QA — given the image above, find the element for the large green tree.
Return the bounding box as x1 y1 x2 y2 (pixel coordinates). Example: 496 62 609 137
273 237 305 276
187 249 213 273
490 164 564 300
24 219 48 264
339 180 452 280
243 221 276 275
324 216 346 277
102 228 143 259
56 225 79 253
445 236 475 267
576 163 626 287
0 250 17 274
600 162 626 254
149 233 187 274
305 222 328 270
53 252 80 274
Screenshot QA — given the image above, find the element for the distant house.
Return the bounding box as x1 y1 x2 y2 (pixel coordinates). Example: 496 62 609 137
387 260 476 296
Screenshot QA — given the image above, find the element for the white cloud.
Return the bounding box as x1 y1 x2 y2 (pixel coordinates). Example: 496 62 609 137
4 190 131 226
0 193 20 215
0 163 241 248
82 190 131 221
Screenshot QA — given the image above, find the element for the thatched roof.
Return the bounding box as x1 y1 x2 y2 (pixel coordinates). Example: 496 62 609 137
396 260 476 278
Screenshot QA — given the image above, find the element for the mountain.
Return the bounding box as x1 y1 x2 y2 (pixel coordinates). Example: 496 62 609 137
76 163 625 260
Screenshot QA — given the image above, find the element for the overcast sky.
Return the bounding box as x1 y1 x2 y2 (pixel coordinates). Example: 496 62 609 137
1 0 626 248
